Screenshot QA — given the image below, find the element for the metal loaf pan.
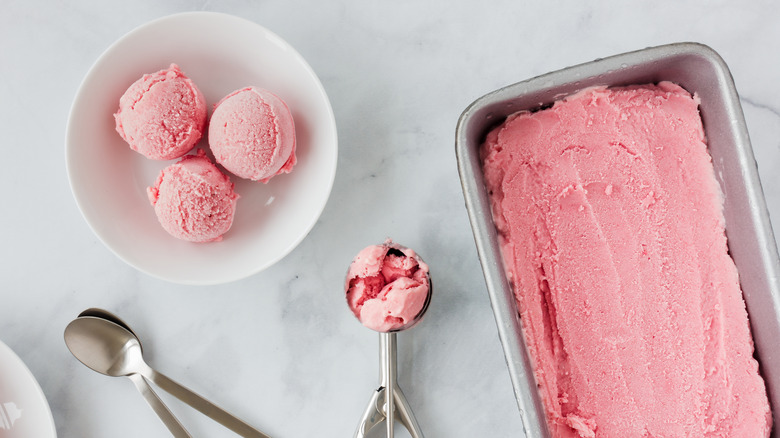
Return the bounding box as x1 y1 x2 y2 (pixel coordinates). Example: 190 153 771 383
455 42 780 437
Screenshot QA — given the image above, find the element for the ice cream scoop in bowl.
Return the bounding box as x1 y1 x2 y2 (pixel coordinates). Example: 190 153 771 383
346 240 431 438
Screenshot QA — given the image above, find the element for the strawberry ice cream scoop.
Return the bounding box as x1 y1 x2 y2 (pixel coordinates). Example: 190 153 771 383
147 150 238 243
345 240 431 332
114 64 207 160
208 87 296 183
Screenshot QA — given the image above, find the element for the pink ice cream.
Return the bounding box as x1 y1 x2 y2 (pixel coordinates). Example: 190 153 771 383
114 64 207 160
481 83 771 437
147 150 238 242
208 87 296 183
345 240 430 332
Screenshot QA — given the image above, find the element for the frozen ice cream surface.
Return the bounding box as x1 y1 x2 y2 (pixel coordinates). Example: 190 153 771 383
346 240 430 332
208 87 296 183
148 150 238 242
115 64 207 160
481 83 771 437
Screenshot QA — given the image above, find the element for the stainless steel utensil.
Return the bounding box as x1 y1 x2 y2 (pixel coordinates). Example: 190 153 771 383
75 308 192 435
64 313 270 438
352 277 432 438
64 316 191 437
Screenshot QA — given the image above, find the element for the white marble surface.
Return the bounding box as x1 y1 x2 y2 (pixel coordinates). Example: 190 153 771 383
1 1 780 437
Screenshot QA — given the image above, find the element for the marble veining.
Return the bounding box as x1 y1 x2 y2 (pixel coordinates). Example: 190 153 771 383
1 1 779 437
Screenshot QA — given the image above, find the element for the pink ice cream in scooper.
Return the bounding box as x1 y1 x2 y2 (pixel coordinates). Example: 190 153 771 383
345 240 431 332
346 240 430 438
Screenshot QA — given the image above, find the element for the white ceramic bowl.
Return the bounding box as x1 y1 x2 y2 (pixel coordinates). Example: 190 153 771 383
0 340 56 437
66 12 338 285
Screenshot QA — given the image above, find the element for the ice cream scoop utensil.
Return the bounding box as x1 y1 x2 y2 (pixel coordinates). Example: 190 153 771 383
64 314 270 438
347 241 431 437
353 279 432 438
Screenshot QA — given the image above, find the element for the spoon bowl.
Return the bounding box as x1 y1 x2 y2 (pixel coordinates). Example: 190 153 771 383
64 316 145 377
78 307 140 342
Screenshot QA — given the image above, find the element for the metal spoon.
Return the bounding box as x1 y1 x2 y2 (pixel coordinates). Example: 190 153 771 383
64 314 270 438
65 316 191 437
73 309 189 435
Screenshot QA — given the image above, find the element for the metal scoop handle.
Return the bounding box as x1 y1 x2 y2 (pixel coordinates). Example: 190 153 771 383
354 332 424 438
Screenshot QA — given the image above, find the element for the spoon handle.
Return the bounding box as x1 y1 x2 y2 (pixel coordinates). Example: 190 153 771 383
144 369 271 438
129 373 192 438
